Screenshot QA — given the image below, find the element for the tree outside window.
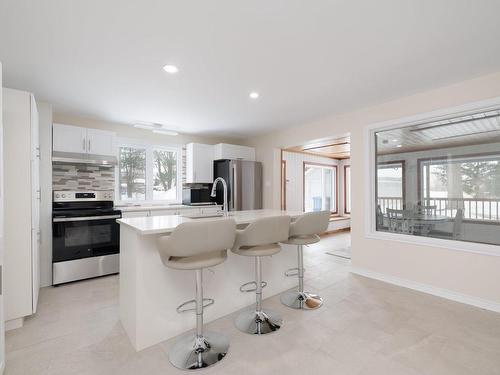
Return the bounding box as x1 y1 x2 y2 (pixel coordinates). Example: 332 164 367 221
119 146 146 200
117 143 181 202
153 149 177 200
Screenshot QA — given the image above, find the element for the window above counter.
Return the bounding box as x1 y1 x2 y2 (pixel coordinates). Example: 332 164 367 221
116 138 182 204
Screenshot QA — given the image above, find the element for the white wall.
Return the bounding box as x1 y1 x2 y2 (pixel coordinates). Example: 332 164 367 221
38 102 52 287
245 71 500 308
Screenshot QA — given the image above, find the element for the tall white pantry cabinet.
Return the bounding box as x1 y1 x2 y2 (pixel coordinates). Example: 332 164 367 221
3 88 40 329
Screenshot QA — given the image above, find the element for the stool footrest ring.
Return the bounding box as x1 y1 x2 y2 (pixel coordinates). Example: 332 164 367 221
176 298 215 313
239 281 267 293
285 267 305 277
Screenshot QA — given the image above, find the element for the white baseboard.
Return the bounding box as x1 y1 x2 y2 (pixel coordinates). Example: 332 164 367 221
351 267 500 313
5 317 23 331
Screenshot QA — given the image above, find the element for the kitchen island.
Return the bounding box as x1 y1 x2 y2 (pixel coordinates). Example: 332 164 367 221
117 209 302 351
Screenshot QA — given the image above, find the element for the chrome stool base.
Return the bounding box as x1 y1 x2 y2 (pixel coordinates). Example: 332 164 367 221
280 290 323 310
235 309 282 335
169 331 229 370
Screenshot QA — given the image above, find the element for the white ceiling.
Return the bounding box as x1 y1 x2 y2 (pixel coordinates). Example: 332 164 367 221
1 1 500 138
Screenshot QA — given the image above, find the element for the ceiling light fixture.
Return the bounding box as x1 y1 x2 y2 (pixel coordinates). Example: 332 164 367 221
152 129 179 136
133 122 162 130
163 64 179 74
249 92 259 99
396 144 403 148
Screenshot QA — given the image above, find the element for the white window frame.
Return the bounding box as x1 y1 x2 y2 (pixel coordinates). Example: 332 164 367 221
303 163 338 214
115 138 182 204
364 96 500 257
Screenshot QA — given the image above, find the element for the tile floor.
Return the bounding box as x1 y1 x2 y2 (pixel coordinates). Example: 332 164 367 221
5 232 500 374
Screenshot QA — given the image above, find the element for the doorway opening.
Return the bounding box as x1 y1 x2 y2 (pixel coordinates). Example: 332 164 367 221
281 134 351 259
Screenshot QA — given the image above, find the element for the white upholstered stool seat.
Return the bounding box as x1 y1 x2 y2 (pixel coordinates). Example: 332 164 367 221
163 250 227 270
281 211 330 310
231 215 291 335
232 244 281 257
156 219 236 370
282 234 320 246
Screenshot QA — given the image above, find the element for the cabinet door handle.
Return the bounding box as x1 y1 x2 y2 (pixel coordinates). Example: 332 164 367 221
88 139 91 153
83 138 86 152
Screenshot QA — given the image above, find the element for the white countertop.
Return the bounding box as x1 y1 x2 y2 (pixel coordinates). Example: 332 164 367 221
117 209 303 235
116 204 221 212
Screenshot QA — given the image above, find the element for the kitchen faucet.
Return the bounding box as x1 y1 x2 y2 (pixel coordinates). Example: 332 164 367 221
211 177 229 217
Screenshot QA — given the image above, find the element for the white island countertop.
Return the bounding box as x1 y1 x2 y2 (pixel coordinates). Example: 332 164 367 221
118 209 305 351
117 209 303 235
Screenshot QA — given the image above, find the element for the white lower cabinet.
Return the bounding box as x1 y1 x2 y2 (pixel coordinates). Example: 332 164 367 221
120 206 221 219
150 209 178 216
121 211 150 218
200 207 221 215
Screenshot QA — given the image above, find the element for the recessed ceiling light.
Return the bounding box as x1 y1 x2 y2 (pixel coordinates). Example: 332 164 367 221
163 65 179 74
396 144 403 148
392 139 398 142
152 129 179 136
249 92 259 99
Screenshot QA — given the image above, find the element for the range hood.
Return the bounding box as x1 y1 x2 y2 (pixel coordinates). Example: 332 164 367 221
52 151 117 167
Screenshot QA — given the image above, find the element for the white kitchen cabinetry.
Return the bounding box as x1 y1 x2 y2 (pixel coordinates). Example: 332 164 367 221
186 143 214 183
149 209 178 216
214 143 255 161
52 123 86 153
86 128 115 156
120 206 221 219
121 211 150 218
3 88 41 329
53 124 115 156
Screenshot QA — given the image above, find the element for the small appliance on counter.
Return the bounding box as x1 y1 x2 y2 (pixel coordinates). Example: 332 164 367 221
52 190 121 285
182 185 216 206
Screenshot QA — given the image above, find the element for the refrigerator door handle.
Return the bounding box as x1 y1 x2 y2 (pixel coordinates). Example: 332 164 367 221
231 163 236 210
233 163 239 211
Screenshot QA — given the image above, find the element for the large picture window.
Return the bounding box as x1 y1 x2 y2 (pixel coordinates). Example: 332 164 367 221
377 161 405 213
118 141 181 203
373 107 500 247
303 162 337 214
419 155 500 221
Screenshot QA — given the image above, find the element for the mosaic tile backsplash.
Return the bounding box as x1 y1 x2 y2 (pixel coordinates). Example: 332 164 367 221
53 163 115 191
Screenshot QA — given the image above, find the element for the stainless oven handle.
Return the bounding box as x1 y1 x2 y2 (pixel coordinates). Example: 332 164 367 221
53 215 121 222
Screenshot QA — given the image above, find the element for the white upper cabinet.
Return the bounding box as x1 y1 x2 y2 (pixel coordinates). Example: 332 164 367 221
86 128 115 156
214 143 255 161
53 123 86 153
53 123 115 156
186 143 214 183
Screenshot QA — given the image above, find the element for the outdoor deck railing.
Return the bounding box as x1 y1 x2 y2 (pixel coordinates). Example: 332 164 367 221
377 197 500 221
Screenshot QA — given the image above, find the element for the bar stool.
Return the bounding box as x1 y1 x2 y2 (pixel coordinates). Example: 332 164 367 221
231 215 291 335
156 219 236 370
281 211 330 310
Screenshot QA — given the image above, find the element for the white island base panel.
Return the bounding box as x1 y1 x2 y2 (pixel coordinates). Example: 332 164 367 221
119 224 298 351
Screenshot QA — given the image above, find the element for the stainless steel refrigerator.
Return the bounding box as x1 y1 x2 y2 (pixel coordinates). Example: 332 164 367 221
213 159 262 210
